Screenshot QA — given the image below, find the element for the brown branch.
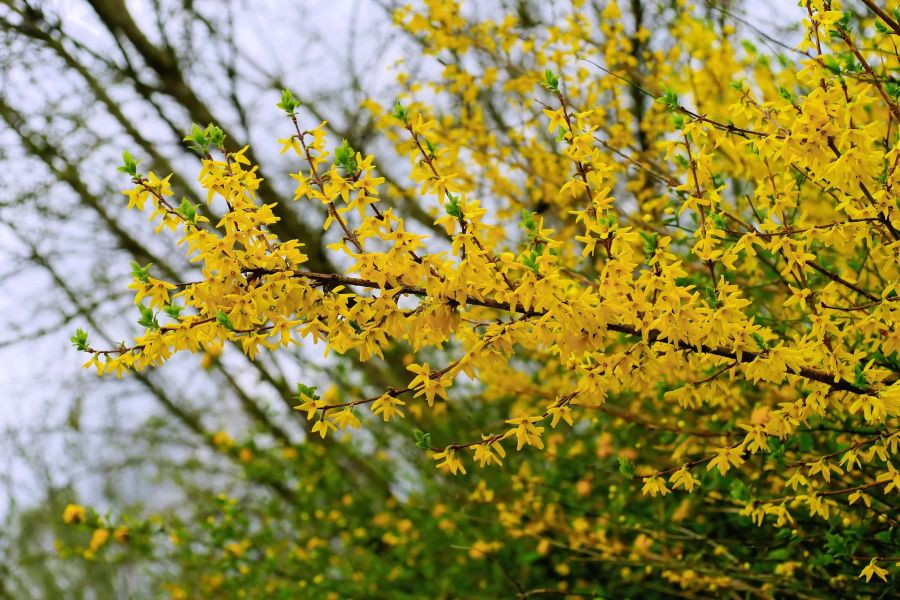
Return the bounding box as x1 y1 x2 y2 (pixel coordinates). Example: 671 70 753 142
289 270 874 395
859 0 900 37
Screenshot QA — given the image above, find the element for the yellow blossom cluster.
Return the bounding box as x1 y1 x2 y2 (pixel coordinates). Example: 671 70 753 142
75 0 900 592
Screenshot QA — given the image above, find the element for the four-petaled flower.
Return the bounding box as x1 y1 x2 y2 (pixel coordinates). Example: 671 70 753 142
433 448 466 475
505 414 545 451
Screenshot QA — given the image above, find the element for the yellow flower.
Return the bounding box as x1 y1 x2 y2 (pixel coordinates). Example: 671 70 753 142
859 559 889 583
278 136 302 156
212 431 234 449
471 436 506 467
707 446 745 476
468 540 503 559
225 541 247 558
641 476 670 497
123 186 150 210
547 404 574 428
332 408 361 430
113 527 129 544
669 467 700 493
63 504 86 524
294 395 322 421
371 394 405 422
504 414 545 451
146 171 173 197
88 528 110 552
311 418 337 439
407 363 452 406
543 107 568 133
432 448 466 475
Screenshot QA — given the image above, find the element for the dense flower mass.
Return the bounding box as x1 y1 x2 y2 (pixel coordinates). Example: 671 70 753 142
66 0 900 596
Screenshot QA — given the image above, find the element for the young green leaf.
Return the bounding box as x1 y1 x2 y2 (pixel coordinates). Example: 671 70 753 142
70 328 89 351
216 310 235 331
277 89 300 115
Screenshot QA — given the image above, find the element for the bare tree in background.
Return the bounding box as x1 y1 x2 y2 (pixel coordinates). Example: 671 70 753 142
0 1 415 593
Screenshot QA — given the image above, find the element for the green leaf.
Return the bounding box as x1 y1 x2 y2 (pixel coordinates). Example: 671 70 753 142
520 209 538 235
541 68 560 92
414 429 431 450
554 125 568 143
640 231 658 263
295 383 320 401
767 438 785 464
183 123 209 154
729 480 749 502
205 124 226 148
874 528 894 543
711 172 726 188
70 328 89 351
277 89 299 115
163 304 183 319
842 53 859 74
837 11 851 31
334 139 357 174
445 194 462 218
392 100 409 124
825 532 849 558
752 333 768 351
424 138 437 158
216 310 234 331
131 261 152 284
886 82 900 101
767 548 790 561
618 456 635 478
137 304 159 330
823 56 842 75
711 212 728 230
657 87 679 110
178 198 197 223
704 286 718 308
116 151 141 176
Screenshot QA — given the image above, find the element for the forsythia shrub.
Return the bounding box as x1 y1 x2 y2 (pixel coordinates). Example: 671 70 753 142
64 0 900 597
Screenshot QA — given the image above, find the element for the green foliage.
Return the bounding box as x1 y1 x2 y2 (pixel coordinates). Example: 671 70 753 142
541 68 560 92
277 89 300 115
131 261 152 284
413 428 431 450
444 193 462 218
657 86 679 110
70 328 89 351
183 123 226 155
215 310 234 331
116 151 140 177
137 304 159 330
334 139 358 174
392 100 409 124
